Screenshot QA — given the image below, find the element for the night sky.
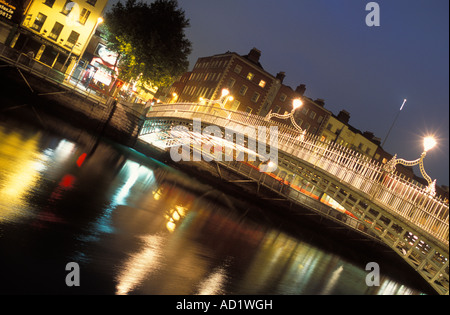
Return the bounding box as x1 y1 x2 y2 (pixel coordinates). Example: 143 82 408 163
107 0 449 187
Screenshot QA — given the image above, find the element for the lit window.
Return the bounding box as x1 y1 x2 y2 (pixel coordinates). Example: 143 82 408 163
48 22 63 41
259 80 266 88
31 13 47 32
231 100 240 111
79 8 90 25
65 30 80 49
61 0 74 15
247 72 254 81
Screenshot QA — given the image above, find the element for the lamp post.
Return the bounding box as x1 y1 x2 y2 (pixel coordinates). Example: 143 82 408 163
265 98 304 132
382 99 407 148
384 136 437 196
200 88 234 109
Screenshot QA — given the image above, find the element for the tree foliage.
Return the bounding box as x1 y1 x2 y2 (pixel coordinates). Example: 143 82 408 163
102 0 192 88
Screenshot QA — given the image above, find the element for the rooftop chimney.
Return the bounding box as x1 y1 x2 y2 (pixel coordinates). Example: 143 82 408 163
276 72 286 83
247 48 261 64
314 98 325 107
337 110 350 124
295 84 306 96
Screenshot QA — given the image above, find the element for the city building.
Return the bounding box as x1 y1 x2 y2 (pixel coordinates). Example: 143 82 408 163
164 48 282 116
155 48 331 136
321 110 380 159
6 0 108 72
269 82 331 136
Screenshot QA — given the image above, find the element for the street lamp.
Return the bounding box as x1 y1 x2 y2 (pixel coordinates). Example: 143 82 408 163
265 98 304 132
384 136 438 196
200 88 234 109
382 99 407 148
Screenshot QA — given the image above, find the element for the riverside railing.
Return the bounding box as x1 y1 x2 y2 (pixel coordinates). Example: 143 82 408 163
145 103 449 246
0 42 107 104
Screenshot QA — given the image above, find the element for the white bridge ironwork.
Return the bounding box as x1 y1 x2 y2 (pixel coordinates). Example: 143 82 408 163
140 102 449 295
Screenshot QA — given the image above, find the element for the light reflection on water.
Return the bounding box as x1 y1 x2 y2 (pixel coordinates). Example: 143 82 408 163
0 122 428 295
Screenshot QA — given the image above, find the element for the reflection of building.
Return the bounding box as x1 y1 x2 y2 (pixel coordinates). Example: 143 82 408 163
6 0 108 72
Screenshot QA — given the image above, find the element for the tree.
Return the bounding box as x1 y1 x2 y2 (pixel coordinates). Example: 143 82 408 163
103 0 192 88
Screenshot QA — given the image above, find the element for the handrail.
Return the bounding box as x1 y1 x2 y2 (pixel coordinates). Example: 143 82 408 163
144 103 449 246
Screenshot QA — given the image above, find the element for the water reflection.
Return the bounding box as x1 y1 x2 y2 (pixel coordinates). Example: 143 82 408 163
0 122 429 295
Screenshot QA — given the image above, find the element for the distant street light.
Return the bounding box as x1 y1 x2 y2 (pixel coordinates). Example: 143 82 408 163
384 136 438 196
382 99 407 148
265 98 304 132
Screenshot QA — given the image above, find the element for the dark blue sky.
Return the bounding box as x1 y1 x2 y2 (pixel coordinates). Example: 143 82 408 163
107 0 449 187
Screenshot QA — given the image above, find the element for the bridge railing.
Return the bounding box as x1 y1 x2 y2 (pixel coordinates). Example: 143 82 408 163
145 103 449 246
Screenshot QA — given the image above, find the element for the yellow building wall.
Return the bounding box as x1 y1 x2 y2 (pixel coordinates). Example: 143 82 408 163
21 0 108 56
320 115 377 158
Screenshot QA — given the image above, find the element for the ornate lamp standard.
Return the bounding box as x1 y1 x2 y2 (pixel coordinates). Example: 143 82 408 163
200 89 234 109
384 136 438 196
264 99 304 132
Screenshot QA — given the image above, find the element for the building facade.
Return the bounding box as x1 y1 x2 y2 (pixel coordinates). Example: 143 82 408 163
320 110 380 159
156 48 331 136
8 0 107 72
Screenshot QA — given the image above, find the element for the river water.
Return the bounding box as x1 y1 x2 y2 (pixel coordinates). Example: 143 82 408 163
0 118 431 295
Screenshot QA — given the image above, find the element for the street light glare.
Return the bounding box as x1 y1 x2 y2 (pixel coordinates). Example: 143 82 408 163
423 136 437 152
293 99 303 110
221 89 230 97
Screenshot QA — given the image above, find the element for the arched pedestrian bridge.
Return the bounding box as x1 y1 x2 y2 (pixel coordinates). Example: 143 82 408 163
139 102 449 295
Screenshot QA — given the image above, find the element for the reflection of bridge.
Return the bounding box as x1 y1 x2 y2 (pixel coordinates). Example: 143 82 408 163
139 103 449 295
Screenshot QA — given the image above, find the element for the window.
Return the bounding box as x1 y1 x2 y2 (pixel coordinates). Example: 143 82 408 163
245 107 253 114
43 0 56 8
274 106 281 113
280 93 287 101
304 123 310 131
259 80 266 88
31 13 47 32
246 72 254 81
251 92 260 103
234 65 242 74
79 8 90 25
228 78 236 88
302 107 309 115
48 22 63 41
239 85 248 96
366 148 371 155
65 30 80 49
231 100 240 111
61 0 74 15
86 0 97 6
318 116 324 123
